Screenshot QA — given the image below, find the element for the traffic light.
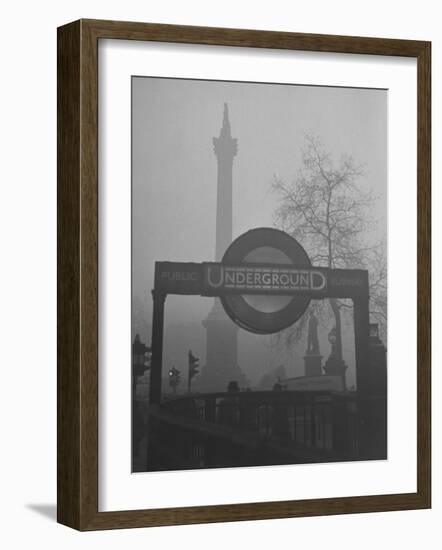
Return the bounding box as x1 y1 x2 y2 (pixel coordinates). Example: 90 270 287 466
132 334 151 377
168 366 181 393
188 349 200 392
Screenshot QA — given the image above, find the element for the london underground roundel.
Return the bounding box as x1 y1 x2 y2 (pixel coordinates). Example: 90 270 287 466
220 228 312 334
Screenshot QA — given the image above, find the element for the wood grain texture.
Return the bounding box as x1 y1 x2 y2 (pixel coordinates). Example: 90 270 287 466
57 19 431 531
416 41 431 507
57 20 81 529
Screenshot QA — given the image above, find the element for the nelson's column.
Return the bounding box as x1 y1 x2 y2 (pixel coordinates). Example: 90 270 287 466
195 104 248 392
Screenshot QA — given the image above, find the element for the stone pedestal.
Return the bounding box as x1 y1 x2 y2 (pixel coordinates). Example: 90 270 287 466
194 298 248 393
303 354 323 377
323 356 348 390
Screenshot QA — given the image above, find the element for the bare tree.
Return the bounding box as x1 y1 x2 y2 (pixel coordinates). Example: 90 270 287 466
272 135 387 356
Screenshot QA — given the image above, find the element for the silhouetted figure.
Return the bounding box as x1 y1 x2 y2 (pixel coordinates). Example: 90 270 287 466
272 376 287 391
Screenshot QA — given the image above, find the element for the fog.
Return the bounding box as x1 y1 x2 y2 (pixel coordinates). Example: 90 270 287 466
132 76 387 387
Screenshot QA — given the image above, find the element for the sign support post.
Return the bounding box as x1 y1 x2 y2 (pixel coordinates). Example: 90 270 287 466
149 290 166 405
353 291 376 459
353 294 371 397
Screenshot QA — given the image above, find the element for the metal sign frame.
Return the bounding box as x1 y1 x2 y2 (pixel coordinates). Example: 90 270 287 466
149 257 370 405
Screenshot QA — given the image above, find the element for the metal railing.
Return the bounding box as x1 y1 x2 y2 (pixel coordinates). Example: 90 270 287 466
145 389 386 471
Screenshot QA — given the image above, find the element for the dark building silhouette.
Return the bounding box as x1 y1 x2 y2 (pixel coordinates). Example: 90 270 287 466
195 104 247 392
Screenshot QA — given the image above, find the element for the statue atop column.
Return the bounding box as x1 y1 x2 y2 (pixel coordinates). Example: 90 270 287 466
323 325 348 390
306 311 320 354
303 310 322 377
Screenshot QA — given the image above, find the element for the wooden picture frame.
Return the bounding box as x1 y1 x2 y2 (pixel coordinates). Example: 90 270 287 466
57 19 431 530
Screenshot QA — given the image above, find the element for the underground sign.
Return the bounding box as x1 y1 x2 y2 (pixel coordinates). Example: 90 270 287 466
219 228 313 334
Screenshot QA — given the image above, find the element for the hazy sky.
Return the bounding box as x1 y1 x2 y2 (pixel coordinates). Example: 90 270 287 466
132 76 387 330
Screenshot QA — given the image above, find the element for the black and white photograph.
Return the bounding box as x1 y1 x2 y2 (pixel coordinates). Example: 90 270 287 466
131 76 388 473
1 0 435 542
